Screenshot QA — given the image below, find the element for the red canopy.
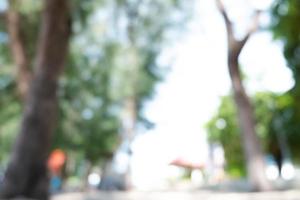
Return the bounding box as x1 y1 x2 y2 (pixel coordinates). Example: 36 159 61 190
169 157 204 169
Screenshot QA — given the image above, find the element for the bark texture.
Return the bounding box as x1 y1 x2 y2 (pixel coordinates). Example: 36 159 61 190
0 0 71 199
216 0 271 191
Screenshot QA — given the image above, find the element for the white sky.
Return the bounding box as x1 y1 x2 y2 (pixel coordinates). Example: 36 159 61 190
145 0 293 126
130 0 294 189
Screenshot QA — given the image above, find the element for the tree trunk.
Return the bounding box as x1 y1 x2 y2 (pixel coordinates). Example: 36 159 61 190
0 0 71 199
216 0 271 191
6 1 32 100
122 97 137 142
229 56 271 191
119 97 137 190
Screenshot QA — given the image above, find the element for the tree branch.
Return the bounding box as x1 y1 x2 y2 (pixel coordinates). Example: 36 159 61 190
216 0 236 45
6 2 32 100
0 0 71 198
217 0 261 58
235 10 261 57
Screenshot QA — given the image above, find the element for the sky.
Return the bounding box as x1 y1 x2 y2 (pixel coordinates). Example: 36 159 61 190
129 0 294 189
0 1 6 12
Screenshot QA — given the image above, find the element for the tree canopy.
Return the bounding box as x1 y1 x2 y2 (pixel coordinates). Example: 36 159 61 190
0 0 193 169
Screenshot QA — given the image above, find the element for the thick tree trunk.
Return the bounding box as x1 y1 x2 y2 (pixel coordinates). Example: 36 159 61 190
229 56 271 191
6 1 32 100
118 97 137 190
0 0 71 199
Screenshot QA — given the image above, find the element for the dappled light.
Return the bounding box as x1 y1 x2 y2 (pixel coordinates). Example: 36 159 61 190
0 0 300 199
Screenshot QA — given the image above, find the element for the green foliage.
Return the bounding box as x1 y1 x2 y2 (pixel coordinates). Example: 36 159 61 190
272 0 300 88
206 96 246 177
0 66 21 165
271 0 300 163
54 40 121 165
206 92 279 177
0 0 193 168
270 93 300 163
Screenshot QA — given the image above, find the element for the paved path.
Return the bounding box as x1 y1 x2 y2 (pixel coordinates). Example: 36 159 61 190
52 190 300 200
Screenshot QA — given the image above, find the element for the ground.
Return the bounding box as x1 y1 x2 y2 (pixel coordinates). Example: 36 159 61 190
52 190 300 200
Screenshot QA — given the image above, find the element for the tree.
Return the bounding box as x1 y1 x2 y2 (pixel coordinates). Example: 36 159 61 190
271 0 300 163
206 96 245 178
90 0 193 189
0 0 42 166
0 0 193 193
272 0 300 91
206 92 281 178
55 41 121 181
216 0 271 191
6 0 31 100
0 0 71 199
0 0 120 187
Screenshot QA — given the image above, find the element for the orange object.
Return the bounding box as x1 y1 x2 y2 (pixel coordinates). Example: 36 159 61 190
48 149 66 174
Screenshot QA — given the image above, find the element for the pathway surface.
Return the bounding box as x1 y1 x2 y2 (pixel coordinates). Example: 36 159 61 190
52 190 300 200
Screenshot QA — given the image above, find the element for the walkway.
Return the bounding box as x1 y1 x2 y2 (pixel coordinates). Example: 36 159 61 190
52 190 300 200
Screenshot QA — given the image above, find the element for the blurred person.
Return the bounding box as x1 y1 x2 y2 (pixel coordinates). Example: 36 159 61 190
48 149 66 193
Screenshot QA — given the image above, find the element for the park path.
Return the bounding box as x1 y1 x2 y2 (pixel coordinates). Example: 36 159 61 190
52 190 300 200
